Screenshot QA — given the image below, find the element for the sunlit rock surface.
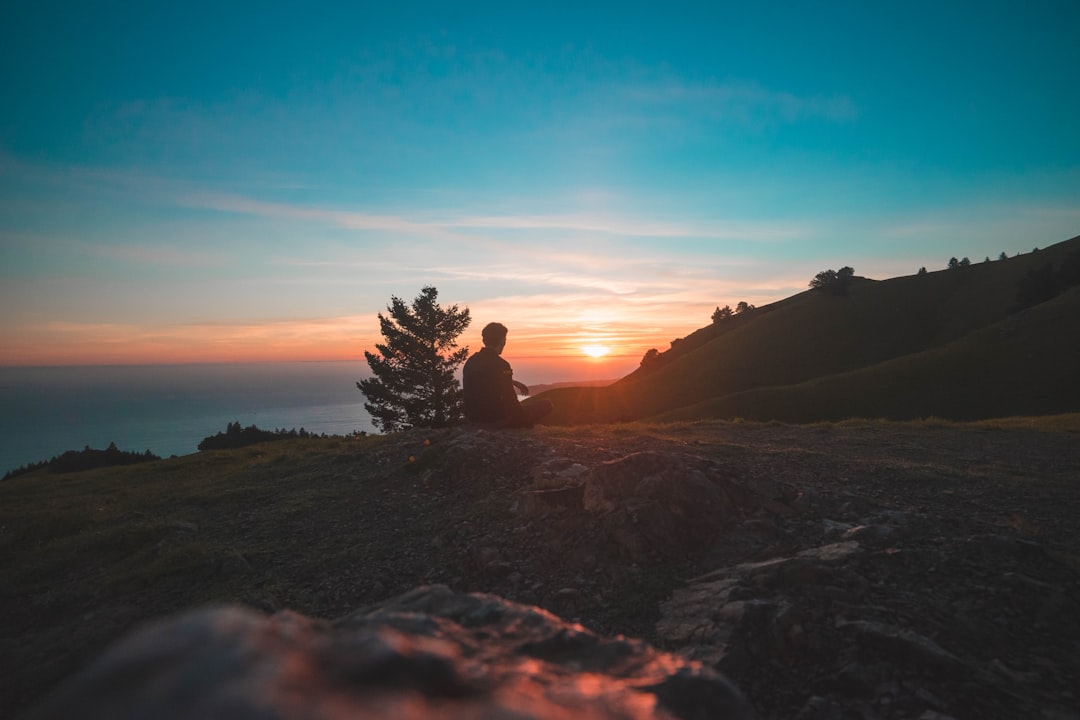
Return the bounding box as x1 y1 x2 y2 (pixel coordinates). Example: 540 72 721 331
25 585 752 720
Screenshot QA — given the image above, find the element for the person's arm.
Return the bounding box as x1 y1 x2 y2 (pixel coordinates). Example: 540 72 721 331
497 366 520 415
513 380 529 396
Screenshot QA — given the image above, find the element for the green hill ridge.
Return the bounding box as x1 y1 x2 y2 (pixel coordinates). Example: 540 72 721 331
535 234 1080 424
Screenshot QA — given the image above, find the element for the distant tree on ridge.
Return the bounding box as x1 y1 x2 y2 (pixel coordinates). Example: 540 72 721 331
810 266 855 296
712 305 732 323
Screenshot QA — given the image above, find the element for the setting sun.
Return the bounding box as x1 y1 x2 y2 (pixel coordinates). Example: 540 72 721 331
582 344 611 358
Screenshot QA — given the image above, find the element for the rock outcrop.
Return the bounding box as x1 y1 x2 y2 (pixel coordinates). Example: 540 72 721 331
582 452 750 561
657 511 1080 720
521 449 789 562
24 585 752 720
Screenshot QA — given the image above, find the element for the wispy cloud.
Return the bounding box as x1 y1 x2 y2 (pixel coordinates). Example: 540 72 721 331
449 213 809 240
875 202 1080 254
63 38 862 186
448 213 691 236
179 188 812 247
88 243 222 267
621 80 858 125
180 192 458 238
2 315 376 365
439 267 643 295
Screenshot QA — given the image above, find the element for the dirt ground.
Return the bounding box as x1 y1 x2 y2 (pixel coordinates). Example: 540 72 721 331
2 418 1078 719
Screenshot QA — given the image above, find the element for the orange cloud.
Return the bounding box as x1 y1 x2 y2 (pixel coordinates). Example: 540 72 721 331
1 317 376 366
1 304 674 382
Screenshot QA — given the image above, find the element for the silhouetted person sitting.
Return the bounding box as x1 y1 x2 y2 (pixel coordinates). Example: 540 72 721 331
463 322 554 428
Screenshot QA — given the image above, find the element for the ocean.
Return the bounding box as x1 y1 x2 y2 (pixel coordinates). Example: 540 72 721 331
0 362 377 476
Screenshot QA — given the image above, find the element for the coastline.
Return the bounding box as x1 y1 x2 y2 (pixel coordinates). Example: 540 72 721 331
0 361 376 475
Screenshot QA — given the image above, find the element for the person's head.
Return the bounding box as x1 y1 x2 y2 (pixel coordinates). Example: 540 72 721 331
481 322 508 352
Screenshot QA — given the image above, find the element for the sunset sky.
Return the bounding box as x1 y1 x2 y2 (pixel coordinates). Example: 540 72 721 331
2 2 1078 382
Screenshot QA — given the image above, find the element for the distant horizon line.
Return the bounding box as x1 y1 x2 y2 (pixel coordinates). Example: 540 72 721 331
0 352 642 370
0 359 369 369
0 355 639 386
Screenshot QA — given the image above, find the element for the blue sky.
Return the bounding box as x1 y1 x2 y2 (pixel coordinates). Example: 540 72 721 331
2 1 1078 378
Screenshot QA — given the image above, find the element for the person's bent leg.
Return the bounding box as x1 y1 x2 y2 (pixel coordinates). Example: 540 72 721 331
525 399 553 427
504 399 554 428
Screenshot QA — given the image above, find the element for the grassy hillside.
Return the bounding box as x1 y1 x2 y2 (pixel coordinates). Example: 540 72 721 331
658 285 1080 423
0 433 521 714
535 235 1080 424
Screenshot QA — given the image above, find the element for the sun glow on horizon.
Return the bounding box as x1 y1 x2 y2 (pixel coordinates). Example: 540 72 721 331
581 344 612 358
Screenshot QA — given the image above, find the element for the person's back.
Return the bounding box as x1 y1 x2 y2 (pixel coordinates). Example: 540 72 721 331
462 322 552 428
462 346 517 423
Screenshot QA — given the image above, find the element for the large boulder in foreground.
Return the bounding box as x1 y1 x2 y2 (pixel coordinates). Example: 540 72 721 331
25 585 752 720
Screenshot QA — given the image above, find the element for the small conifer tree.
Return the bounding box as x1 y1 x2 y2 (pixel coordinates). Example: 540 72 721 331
357 286 471 432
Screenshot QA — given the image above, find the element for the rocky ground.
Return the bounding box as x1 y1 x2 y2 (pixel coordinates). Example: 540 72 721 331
427 421 1080 720
4 419 1079 719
